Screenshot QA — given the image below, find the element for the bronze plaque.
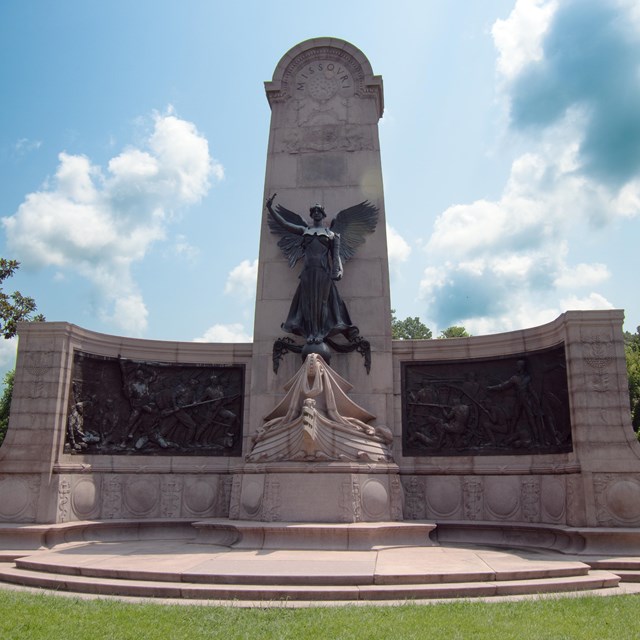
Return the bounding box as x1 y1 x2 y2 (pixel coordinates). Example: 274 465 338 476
65 352 244 456
402 344 572 457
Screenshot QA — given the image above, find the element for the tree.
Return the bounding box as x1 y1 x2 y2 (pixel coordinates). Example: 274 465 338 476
391 310 432 340
439 325 471 339
0 260 43 447
0 369 14 447
0 259 44 339
624 327 640 434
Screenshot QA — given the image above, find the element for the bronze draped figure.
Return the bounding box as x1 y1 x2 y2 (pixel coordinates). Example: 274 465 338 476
266 194 378 367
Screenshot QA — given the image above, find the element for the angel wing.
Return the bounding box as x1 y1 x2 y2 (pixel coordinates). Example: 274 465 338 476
267 203 306 268
330 201 379 262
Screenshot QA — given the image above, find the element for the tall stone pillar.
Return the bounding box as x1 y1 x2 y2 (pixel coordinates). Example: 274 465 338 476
250 37 392 436
235 38 399 522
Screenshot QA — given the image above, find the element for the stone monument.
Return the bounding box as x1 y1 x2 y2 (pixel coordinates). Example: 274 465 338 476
0 39 639 557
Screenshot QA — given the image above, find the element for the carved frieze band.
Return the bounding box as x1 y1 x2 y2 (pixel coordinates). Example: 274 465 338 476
276 124 374 154
53 473 232 521
401 475 566 525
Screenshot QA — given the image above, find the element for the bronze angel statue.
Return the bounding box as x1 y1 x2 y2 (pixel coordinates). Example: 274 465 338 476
266 194 378 360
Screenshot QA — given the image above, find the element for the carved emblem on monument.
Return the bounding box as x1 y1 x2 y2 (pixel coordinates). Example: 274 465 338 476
521 478 541 522
403 476 427 520
582 333 614 395
247 353 392 463
266 194 377 371
293 58 353 125
463 478 483 520
278 124 374 154
24 351 53 398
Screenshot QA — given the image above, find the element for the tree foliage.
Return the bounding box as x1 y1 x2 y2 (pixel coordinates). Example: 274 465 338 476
624 327 640 433
439 325 472 339
391 310 432 340
0 369 14 447
0 259 44 339
0 260 43 447
389 312 473 340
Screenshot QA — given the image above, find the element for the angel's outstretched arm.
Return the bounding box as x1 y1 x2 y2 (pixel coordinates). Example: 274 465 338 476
265 194 305 235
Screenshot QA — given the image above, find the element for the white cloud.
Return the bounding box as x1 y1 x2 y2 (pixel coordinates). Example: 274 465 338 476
419 126 625 333
613 179 640 217
173 234 200 263
625 0 640 29
428 199 512 258
146 112 222 202
102 292 149 335
193 323 252 343
554 262 610 289
14 138 42 154
0 338 18 371
3 110 222 336
559 292 614 311
108 148 159 181
57 153 100 202
427 138 570 260
461 306 558 338
419 256 615 336
503 1 640 186
415 1 640 336
224 258 258 299
386 225 411 269
492 0 558 80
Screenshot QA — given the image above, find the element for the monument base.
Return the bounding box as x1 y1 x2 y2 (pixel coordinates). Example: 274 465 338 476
231 463 403 523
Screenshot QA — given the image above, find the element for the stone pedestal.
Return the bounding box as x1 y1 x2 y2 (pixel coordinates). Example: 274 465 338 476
231 463 403 523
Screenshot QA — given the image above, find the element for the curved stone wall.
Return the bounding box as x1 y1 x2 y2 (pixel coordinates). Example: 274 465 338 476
393 309 640 527
0 322 251 522
1 310 639 528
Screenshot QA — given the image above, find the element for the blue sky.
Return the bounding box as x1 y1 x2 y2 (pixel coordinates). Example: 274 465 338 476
1 0 639 372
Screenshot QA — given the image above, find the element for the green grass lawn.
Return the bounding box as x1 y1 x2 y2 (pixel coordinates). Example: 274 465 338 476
0 590 639 640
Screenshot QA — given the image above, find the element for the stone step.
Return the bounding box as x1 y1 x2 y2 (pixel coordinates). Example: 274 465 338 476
609 570 640 583
13 548 591 587
0 564 620 602
0 520 437 552
361 572 621 601
581 558 640 581
192 520 437 549
0 552 35 562
587 558 640 571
